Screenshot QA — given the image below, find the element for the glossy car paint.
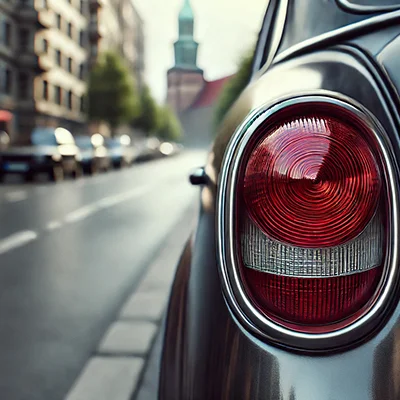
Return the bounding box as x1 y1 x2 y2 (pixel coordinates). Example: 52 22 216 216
160 2 400 399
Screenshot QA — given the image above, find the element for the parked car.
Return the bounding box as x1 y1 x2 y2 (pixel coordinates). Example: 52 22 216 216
159 2 400 399
0 131 9 151
75 134 111 174
159 141 183 157
105 135 137 168
0 127 81 182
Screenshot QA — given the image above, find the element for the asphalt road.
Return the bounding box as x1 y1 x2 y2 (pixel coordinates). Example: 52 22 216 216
0 150 205 400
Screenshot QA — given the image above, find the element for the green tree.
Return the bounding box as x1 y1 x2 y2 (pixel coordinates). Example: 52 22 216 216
156 106 182 142
133 85 159 135
87 52 139 130
214 49 254 128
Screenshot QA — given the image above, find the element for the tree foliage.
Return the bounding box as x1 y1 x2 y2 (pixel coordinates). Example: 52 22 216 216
156 106 182 142
214 49 254 128
87 52 139 129
132 85 159 135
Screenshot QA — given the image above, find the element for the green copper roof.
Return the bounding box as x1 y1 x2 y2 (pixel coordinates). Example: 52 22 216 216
179 0 194 21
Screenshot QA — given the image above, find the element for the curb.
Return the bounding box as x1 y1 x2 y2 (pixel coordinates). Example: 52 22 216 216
65 202 198 400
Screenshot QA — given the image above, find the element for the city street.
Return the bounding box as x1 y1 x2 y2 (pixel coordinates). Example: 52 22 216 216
0 149 205 400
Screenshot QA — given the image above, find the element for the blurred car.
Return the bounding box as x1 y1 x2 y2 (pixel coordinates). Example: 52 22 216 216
0 131 10 151
0 127 81 182
105 135 137 168
75 134 111 174
159 141 183 157
136 137 173 162
159 2 400 400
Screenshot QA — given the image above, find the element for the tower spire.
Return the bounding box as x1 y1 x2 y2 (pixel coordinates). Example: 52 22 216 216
167 0 204 113
179 0 194 21
173 0 200 70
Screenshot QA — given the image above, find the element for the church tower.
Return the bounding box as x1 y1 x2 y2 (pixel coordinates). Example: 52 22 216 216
167 0 204 113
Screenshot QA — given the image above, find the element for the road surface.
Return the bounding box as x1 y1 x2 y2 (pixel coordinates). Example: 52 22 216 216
0 150 205 400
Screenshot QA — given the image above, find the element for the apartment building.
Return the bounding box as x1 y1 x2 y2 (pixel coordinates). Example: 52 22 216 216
88 0 145 89
0 0 145 144
0 0 88 144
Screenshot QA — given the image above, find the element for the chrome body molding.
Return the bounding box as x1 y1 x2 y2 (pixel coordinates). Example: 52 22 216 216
336 0 400 14
272 10 400 66
253 0 289 79
217 94 400 351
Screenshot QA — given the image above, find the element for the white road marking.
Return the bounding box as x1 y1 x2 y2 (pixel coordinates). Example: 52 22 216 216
5 191 28 203
63 186 152 224
64 204 99 223
46 221 63 231
0 231 38 255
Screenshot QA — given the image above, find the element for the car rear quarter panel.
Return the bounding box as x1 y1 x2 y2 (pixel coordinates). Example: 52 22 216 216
160 46 400 399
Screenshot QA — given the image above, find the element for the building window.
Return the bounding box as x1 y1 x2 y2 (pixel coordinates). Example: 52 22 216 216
4 22 11 47
67 22 72 38
79 64 84 80
55 86 62 105
67 90 73 110
5 69 12 94
42 38 48 53
90 13 98 24
56 50 62 66
80 0 85 14
42 80 48 100
56 14 62 30
2 69 12 95
18 72 29 99
79 31 85 47
90 44 97 57
67 57 73 73
80 96 85 113
18 28 30 51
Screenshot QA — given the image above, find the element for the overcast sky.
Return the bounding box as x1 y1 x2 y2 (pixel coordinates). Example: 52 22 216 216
134 0 268 102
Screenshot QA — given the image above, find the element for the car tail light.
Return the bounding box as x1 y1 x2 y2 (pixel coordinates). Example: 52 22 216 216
235 101 389 334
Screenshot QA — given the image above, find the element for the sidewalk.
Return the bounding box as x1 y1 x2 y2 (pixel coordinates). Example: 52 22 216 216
65 204 197 400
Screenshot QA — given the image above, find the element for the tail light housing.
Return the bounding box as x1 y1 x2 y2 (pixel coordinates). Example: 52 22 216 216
217 96 398 350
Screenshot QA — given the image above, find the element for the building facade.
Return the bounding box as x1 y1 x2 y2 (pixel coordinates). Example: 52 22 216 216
88 0 145 89
0 0 88 144
167 0 204 113
0 0 145 144
167 0 233 147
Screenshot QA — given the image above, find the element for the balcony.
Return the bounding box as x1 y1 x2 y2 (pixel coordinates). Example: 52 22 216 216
0 43 13 62
37 52 54 71
38 8 54 28
16 4 40 25
89 20 104 40
89 0 104 10
18 51 44 73
0 0 14 13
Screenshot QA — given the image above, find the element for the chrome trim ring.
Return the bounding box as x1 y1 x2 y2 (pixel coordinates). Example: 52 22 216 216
216 94 399 351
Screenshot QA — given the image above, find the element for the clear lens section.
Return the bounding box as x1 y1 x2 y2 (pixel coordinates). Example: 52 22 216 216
241 211 383 278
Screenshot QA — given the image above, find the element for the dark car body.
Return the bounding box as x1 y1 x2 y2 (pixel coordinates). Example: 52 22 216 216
75 134 111 174
159 1 400 399
0 127 81 181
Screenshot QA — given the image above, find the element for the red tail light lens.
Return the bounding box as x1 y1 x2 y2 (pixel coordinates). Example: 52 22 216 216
238 103 386 332
243 115 381 248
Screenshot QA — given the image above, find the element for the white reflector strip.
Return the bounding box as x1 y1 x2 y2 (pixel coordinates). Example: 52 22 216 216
241 211 383 278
